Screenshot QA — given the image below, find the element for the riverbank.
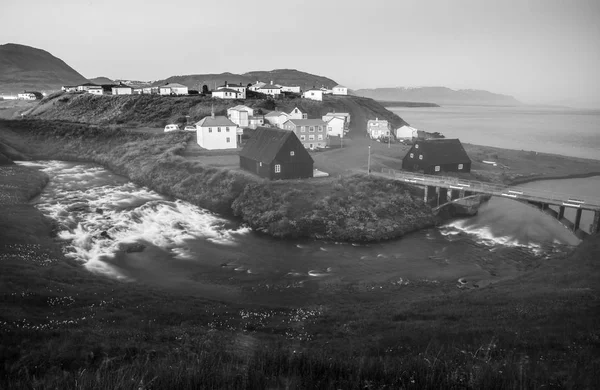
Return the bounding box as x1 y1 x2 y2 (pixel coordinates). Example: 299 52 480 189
0 119 437 242
1 159 599 388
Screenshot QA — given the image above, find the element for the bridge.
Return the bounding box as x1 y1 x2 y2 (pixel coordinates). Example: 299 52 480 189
375 168 600 239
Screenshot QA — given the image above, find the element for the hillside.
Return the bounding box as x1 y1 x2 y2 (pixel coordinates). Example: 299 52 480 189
152 69 338 91
354 86 522 106
23 93 408 134
0 43 89 93
88 76 114 84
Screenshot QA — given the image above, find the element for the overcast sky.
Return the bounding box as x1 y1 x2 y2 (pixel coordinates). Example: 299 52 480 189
2 0 599 107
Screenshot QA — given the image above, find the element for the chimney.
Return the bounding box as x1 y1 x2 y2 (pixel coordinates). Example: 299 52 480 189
211 104 215 119
225 80 228 87
270 80 273 85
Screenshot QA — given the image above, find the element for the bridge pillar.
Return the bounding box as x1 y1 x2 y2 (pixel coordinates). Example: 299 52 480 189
592 211 600 234
558 206 565 220
541 203 548 211
435 186 441 207
439 188 448 205
423 185 428 203
573 208 583 232
459 189 466 199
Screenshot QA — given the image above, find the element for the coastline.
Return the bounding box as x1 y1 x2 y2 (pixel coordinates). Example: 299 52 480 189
507 171 600 186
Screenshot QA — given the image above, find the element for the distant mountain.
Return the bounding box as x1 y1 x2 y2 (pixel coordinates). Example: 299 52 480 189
0 43 89 93
89 76 114 85
353 86 522 106
152 69 338 91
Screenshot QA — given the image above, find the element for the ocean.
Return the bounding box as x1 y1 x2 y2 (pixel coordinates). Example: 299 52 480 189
389 105 600 161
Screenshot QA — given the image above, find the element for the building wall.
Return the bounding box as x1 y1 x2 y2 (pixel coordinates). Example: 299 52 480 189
87 89 103 95
112 88 132 95
229 110 250 127
212 91 238 99
303 90 323 101
332 87 348 95
288 124 327 149
240 156 272 179
197 125 238 150
265 114 288 128
258 88 281 97
171 87 188 95
280 86 301 93
402 153 471 174
288 108 304 120
326 117 345 137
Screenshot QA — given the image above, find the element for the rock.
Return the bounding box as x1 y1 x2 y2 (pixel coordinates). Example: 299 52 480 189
67 202 90 212
95 208 104 214
121 243 146 253
99 231 112 239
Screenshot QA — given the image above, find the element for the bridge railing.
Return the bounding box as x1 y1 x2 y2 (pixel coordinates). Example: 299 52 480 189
379 168 600 208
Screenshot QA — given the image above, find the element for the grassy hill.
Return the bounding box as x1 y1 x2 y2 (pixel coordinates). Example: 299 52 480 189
88 76 114 84
0 43 89 93
23 92 409 134
152 69 338 91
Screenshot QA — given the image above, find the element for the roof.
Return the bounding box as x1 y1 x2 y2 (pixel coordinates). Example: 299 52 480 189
285 119 327 126
251 82 266 87
161 83 187 88
324 112 350 117
113 84 132 89
367 119 389 127
196 115 237 127
219 83 245 88
239 127 312 164
289 107 303 113
334 85 347 88
410 139 471 165
213 88 239 94
258 85 281 90
265 111 288 118
303 89 322 93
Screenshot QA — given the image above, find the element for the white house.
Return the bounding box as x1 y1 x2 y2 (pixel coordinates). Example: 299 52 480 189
195 113 238 150
288 107 307 120
77 83 101 92
112 84 133 95
17 92 40 100
212 88 241 99
248 115 265 129
159 83 188 95
218 82 246 99
257 85 282 97
302 89 323 101
264 110 289 128
395 125 418 139
332 85 348 95
367 118 391 139
282 119 328 149
61 85 78 92
249 81 266 91
320 87 333 95
322 112 351 124
227 105 254 127
325 116 346 137
87 86 104 95
277 85 301 93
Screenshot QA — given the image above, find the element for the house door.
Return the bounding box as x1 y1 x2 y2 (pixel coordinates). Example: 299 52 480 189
309 143 314 149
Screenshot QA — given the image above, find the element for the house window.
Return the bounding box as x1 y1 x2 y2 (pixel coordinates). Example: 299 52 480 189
290 151 295 156
259 162 262 167
226 127 230 132
226 137 230 143
458 164 463 170
435 166 440 172
415 144 419 149
318 135 323 140
328 127 332 131
309 126 314 132
208 128 212 133
275 164 281 173
318 126 322 132
419 155 423 160
301 126 305 132
409 153 414 158
309 135 315 140
300 135 305 140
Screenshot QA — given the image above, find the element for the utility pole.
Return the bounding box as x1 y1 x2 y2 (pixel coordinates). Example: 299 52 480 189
367 144 371 175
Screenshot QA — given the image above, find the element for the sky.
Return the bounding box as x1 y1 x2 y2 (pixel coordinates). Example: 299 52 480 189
2 0 600 107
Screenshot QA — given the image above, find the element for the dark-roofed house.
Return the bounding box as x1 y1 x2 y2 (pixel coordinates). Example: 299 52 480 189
239 127 314 180
402 139 471 174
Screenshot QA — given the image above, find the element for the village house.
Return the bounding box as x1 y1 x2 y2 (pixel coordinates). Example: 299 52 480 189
324 116 346 137
367 118 391 139
302 89 323 101
248 115 265 129
248 81 266 91
257 84 282 97
77 83 101 92
282 118 328 149
239 127 314 180
322 112 351 131
395 125 418 140
227 105 254 127
332 85 348 95
111 84 133 95
277 85 301 93
195 113 238 150
288 107 307 120
17 91 43 100
159 83 189 95
402 139 471 174
61 85 78 92
87 86 104 95
264 110 289 128
218 82 246 99
320 87 333 95
212 88 241 99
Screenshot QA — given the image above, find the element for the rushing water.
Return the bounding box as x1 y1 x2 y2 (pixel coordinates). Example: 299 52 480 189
18 161 585 304
389 105 600 160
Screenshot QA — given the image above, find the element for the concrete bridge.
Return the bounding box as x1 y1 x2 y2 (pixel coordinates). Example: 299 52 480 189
375 168 600 239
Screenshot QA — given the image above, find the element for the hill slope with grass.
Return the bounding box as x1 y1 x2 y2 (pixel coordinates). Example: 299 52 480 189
0 43 89 93
23 92 409 133
152 69 338 91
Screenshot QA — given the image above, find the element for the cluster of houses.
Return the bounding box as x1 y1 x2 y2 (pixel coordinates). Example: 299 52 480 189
60 80 348 102
0 91 45 100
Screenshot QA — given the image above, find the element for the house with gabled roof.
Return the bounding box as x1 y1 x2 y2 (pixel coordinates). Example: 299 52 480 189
332 85 348 95
239 127 314 180
212 88 241 99
159 83 189 95
302 89 323 101
218 82 246 99
264 110 289 128
257 84 282 97
195 113 238 150
111 83 133 95
282 118 328 149
395 125 418 140
249 81 266 91
288 107 307 120
77 83 101 92
367 118 390 139
227 105 254 127
402 139 471 174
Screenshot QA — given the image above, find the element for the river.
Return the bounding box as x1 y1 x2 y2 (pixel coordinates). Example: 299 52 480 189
18 160 590 305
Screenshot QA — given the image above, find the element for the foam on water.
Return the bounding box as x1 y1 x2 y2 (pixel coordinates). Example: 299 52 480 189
20 161 249 278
